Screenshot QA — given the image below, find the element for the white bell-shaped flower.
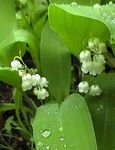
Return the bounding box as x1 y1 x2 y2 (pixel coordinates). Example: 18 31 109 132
81 61 92 74
32 74 41 86
79 50 91 63
90 85 101 96
22 74 32 91
36 88 49 100
78 81 89 93
11 60 22 71
99 42 107 53
95 54 106 64
40 77 48 88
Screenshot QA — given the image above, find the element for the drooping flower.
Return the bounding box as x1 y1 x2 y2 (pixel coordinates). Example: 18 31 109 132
90 85 101 96
11 60 22 71
79 50 91 63
78 81 89 93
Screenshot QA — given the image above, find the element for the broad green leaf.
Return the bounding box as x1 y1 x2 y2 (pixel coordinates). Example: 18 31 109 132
85 73 115 150
40 22 71 101
0 67 21 89
0 43 26 67
0 30 40 68
0 0 15 42
48 4 110 56
33 93 97 150
50 0 101 5
0 103 15 112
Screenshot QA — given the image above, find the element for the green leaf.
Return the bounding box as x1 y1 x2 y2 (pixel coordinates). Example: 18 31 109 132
0 67 21 89
0 103 15 112
0 43 26 67
50 0 101 5
85 73 115 150
4 116 14 132
33 93 97 150
40 22 71 101
0 0 15 42
0 30 40 69
48 4 110 56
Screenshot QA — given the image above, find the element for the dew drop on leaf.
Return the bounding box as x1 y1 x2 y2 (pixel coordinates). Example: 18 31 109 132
59 126 63 132
41 129 51 138
64 144 67 148
60 136 64 141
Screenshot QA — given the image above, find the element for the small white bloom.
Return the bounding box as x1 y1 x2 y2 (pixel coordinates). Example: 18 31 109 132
99 42 107 53
18 70 26 76
36 88 49 100
81 61 92 74
90 85 101 96
88 39 95 50
89 61 104 76
40 77 48 88
11 60 22 71
32 74 41 86
22 74 32 91
95 54 106 64
79 50 91 63
78 81 89 93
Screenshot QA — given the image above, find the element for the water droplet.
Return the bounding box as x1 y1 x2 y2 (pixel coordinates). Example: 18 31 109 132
60 136 64 141
37 141 44 149
64 144 67 148
46 145 50 149
59 126 63 132
41 129 51 138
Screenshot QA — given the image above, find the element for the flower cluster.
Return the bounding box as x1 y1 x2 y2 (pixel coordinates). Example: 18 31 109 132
78 81 101 96
79 39 106 76
11 59 49 100
78 38 106 96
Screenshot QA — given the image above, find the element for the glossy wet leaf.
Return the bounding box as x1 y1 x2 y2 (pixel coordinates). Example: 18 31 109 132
50 0 101 5
48 4 110 56
0 30 40 68
0 0 15 42
33 93 97 150
40 22 71 101
0 67 21 89
85 73 115 150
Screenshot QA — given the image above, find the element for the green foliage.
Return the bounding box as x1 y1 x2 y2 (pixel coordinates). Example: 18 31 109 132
0 0 16 42
40 22 71 101
85 73 115 150
48 4 110 56
0 67 21 89
50 0 101 5
33 93 97 150
0 103 15 112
